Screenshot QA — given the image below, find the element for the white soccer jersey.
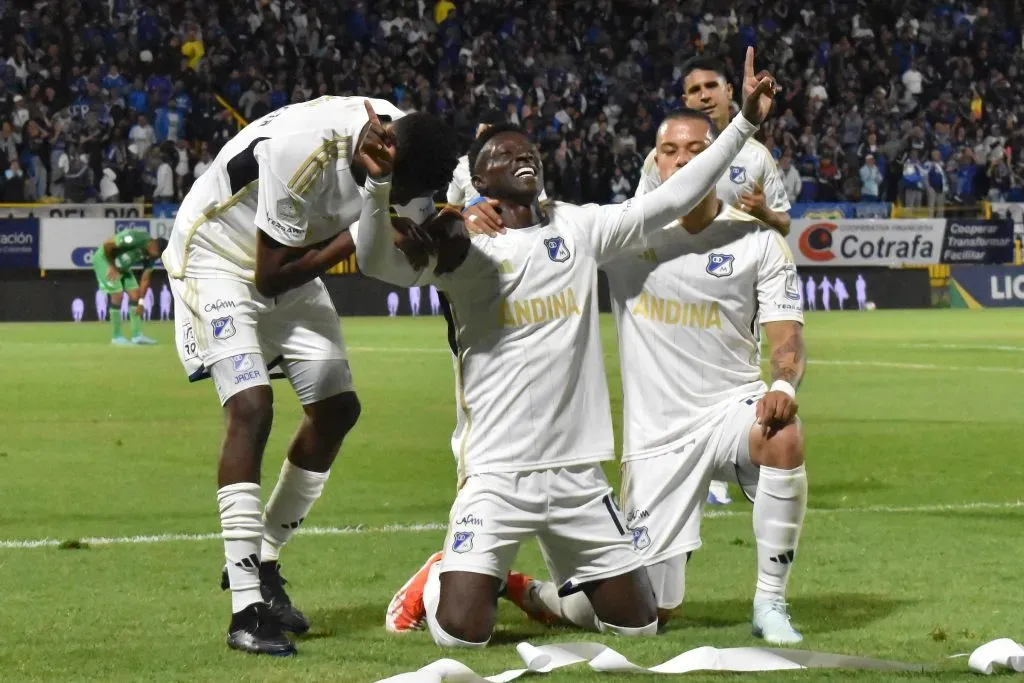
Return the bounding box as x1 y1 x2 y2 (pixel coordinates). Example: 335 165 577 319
355 114 761 480
446 155 475 205
163 96 407 282
637 137 791 215
604 204 804 461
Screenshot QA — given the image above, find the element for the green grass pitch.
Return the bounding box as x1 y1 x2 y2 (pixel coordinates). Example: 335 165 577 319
0 309 1022 681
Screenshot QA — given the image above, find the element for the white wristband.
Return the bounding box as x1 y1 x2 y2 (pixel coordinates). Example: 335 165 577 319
770 380 796 398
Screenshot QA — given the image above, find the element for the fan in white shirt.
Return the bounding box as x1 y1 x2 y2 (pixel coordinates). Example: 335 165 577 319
363 66 781 648
504 110 809 647
163 96 459 657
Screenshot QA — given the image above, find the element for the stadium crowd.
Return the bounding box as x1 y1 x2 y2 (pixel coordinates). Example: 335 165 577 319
0 0 1021 212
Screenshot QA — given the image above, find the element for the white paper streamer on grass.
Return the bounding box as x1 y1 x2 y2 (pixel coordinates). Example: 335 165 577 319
375 641 925 682
967 638 1024 675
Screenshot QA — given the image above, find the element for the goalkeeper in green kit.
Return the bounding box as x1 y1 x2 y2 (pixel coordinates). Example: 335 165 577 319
92 229 168 345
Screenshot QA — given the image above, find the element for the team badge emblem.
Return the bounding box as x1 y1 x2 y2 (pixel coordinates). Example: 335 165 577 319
276 198 300 222
212 316 236 339
707 253 734 277
784 266 801 301
232 354 254 372
729 165 746 184
631 526 651 551
544 236 571 263
452 531 474 553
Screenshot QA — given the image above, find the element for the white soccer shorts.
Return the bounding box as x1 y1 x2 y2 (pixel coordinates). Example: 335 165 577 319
619 394 763 608
439 464 646 595
170 276 353 405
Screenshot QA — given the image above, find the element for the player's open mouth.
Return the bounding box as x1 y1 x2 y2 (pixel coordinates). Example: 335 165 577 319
701 106 716 114
514 166 537 179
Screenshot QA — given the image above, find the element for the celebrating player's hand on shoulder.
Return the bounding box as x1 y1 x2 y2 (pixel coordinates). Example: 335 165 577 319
739 47 780 126
737 182 767 216
107 265 119 283
357 100 397 179
462 198 506 237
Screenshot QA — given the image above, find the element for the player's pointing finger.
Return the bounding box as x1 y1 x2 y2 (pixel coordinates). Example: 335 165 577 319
364 99 382 128
744 46 755 80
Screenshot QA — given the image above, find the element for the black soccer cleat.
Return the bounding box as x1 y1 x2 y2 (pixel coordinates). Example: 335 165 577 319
226 602 297 656
259 561 311 635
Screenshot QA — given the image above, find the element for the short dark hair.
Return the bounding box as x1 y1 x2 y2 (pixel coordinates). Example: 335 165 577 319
468 122 527 175
680 56 729 84
661 108 720 137
391 112 460 194
153 237 169 253
478 108 506 127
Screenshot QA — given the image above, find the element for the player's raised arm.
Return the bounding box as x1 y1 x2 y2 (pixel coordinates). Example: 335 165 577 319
584 69 778 263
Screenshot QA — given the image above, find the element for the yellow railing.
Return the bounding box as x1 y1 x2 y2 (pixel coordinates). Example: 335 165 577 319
214 94 248 130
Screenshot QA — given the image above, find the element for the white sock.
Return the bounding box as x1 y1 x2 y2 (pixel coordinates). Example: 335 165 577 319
423 562 489 647
218 482 265 613
260 459 330 562
598 619 659 636
753 464 808 602
528 581 600 631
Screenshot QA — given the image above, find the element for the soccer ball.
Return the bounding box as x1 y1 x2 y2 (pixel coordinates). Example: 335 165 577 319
865 301 876 311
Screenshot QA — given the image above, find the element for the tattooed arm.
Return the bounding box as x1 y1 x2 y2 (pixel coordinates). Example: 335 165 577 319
756 321 805 436
765 321 806 388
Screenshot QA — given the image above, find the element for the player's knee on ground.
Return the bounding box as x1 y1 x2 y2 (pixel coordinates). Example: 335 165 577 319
585 568 658 630
750 421 803 470
433 572 499 645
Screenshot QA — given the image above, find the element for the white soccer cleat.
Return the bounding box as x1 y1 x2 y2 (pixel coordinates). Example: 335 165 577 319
706 480 732 505
752 598 803 645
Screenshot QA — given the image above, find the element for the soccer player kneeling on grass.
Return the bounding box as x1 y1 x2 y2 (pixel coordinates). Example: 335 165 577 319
359 64 780 647
503 109 808 646
162 96 457 655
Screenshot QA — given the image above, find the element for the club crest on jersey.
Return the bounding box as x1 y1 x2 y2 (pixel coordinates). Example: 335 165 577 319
707 253 734 277
276 198 300 222
631 526 651 551
729 165 747 184
452 531 474 554
232 354 254 372
784 266 801 301
211 316 236 339
544 236 571 263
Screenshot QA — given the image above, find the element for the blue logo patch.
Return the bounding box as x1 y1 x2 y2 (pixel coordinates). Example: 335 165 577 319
707 253 734 277
211 316 236 339
729 166 746 184
232 354 254 372
631 526 651 551
452 531 474 553
544 236 571 263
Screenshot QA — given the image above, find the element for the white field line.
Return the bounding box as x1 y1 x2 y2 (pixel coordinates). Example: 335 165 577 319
348 346 1024 374
897 343 1024 353
2 501 1021 551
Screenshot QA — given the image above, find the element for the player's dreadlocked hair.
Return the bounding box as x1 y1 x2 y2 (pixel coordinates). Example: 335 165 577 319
391 112 460 195
680 55 730 83
467 122 528 176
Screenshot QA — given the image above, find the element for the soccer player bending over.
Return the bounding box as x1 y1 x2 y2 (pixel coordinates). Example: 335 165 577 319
162 96 457 655
506 108 808 645
92 229 166 345
356 70 779 647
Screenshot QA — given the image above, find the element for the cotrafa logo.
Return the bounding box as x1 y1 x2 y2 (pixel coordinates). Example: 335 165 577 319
798 222 836 262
